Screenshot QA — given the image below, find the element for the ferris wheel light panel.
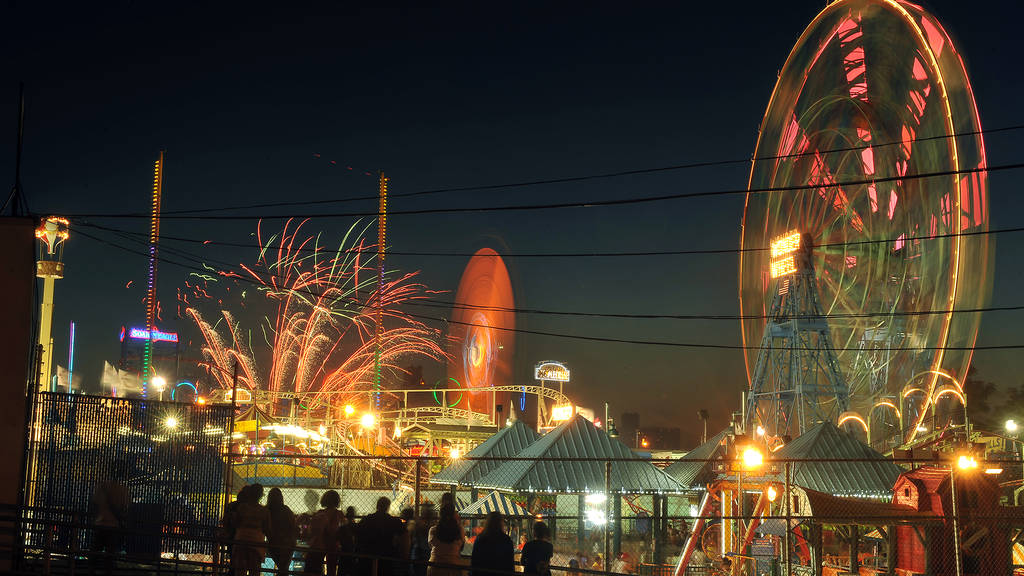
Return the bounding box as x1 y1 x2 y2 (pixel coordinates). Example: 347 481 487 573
770 231 802 258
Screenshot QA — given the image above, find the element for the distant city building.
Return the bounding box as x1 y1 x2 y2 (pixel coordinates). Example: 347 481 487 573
619 412 640 445
637 427 682 450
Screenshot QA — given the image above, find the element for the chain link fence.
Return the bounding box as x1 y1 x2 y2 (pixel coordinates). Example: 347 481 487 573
16 393 1024 575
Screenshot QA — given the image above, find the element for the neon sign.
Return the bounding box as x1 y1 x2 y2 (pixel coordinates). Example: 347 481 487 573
534 361 570 382
121 326 179 343
769 230 801 279
551 405 574 421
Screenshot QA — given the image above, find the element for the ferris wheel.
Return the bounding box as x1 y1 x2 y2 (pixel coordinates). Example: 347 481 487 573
448 248 516 422
739 0 990 447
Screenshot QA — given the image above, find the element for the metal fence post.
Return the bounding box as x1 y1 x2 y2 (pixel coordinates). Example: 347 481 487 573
604 461 611 573
415 457 423 521
784 461 791 575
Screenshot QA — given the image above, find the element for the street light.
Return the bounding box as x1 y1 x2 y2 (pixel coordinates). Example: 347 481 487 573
164 416 179 429
152 376 167 401
1006 419 1018 434
742 446 764 469
360 412 376 429
344 405 355 417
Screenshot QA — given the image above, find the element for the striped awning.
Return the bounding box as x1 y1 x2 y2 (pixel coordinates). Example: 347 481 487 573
459 490 531 518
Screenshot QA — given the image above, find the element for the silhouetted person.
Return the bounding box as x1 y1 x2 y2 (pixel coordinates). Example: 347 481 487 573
470 512 513 576
337 506 359 576
427 503 466 576
520 522 552 576
233 483 271 576
89 469 128 575
359 496 405 576
267 487 298 576
306 490 343 575
410 504 437 576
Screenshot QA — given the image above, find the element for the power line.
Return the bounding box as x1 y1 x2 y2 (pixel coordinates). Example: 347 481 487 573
102 122 1024 216
77 220 1024 260
76 228 1024 352
82 223 1020 323
63 161 1023 220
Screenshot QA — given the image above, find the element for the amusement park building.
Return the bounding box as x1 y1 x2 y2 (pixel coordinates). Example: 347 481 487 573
472 414 684 494
431 420 539 487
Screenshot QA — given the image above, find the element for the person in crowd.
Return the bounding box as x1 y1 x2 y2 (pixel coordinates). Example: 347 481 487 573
427 502 466 576
89 469 128 575
267 487 298 576
359 496 405 576
409 504 437 576
469 512 513 576
233 483 271 576
519 522 552 576
567 550 583 576
398 507 415 574
306 490 343 575
337 506 359 576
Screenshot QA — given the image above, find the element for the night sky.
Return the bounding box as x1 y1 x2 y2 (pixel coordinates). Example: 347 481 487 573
4 1 1023 445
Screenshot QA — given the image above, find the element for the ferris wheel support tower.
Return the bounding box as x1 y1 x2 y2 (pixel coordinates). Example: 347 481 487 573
744 231 849 439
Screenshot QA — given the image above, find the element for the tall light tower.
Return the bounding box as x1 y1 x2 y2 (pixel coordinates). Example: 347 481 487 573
142 151 165 398
373 171 388 409
35 216 70 392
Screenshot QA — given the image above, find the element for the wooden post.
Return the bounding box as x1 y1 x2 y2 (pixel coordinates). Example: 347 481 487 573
849 525 859 573
810 524 823 576
886 525 896 576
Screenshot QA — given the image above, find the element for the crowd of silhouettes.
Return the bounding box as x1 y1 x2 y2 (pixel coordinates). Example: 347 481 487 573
218 486 544 576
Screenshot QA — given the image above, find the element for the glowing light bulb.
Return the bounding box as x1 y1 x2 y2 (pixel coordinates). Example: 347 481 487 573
742 446 764 469
360 413 376 428
766 486 778 502
165 416 179 429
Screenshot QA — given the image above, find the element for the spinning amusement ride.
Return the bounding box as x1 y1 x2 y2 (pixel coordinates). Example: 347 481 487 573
738 0 990 451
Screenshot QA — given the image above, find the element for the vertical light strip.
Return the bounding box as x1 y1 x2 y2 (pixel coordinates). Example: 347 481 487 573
142 151 164 398
374 171 388 409
67 321 75 392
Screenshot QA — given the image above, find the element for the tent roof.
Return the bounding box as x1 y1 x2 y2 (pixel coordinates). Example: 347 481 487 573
459 490 531 518
663 428 730 490
773 421 903 499
431 420 540 486
473 415 685 494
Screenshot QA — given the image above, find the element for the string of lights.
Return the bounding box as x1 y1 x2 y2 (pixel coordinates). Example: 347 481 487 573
108 122 1024 216
60 160 1024 221
76 227 1024 351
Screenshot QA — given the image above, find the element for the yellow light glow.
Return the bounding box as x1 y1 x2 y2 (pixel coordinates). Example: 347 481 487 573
551 405 574 421
165 416 179 429
360 413 376 428
196 396 206 405
1006 420 1018 433
984 468 1002 475
318 425 327 435
394 426 403 438
152 376 166 391
957 455 978 470
755 425 765 437
344 405 355 417
450 448 461 460
770 255 797 279
872 400 901 419
641 438 649 448
765 485 778 502
741 446 764 469
770 231 802 258
838 412 869 433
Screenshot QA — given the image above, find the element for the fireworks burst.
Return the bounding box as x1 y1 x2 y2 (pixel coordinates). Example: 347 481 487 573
185 218 446 413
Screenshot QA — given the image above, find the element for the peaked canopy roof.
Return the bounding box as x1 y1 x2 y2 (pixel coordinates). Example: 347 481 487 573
773 421 903 499
459 490 531 518
473 415 685 494
431 420 540 486
663 428 730 490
